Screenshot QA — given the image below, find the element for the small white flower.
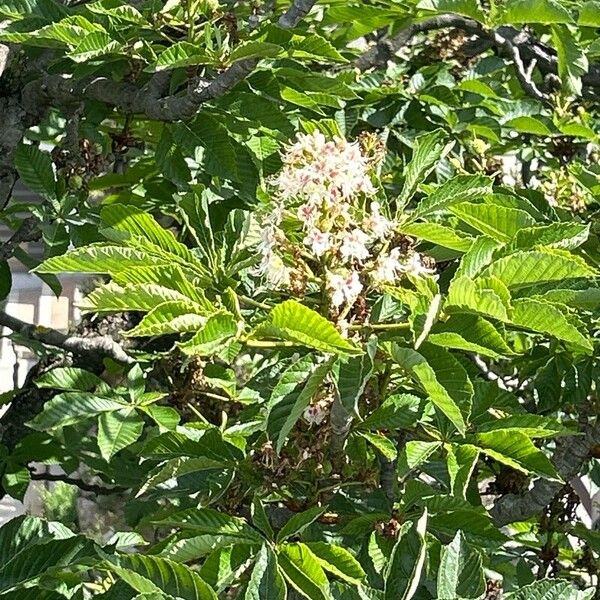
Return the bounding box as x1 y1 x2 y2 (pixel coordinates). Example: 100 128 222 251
257 252 290 287
372 248 402 284
340 228 370 262
399 252 435 278
364 201 392 239
304 229 332 257
328 270 363 307
303 400 328 426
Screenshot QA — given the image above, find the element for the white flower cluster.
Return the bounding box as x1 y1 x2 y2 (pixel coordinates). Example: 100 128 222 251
256 131 434 308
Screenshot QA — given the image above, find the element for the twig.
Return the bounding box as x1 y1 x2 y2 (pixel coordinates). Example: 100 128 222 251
0 310 134 364
30 471 127 495
0 217 40 262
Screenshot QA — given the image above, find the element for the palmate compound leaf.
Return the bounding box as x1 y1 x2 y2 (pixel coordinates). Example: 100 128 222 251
252 300 362 356
437 531 485 600
104 554 217 600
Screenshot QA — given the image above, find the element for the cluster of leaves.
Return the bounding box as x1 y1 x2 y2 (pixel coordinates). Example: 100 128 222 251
1 0 600 599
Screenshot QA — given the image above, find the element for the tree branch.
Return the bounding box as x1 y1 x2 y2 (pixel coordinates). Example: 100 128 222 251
490 421 600 527
0 310 134 364
27 0 318 122
354 15 554 103
30 471 127 495
279 0 318 29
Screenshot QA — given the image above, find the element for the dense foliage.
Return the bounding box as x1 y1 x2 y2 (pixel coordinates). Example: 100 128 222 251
2 0 600 598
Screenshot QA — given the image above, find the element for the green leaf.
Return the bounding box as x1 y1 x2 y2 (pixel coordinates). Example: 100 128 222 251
552 25 588 96
449 202 536 242
288 33 347 62
0 534 96 594
334 336 376 413
15 143 55 199
278 542 332 600
29 392 127 430
505 579 594 599
446 444 479 499
35 245 164 275
358 431 397 461
35 367 106 392
501 0 572 23
411 175 492 218
481 250 596 291
455 236 504 279
305 543 365 584
446 275 511 321
254 300 362 356
384 510 428 600
152 508 263 544
474 430 558 478
390 345 466 435
245 544 287 600
69 31 120 62
155 125 192 186
105 554 217 600
398 130 452 209
97 408 144 461
416 0 485 20
397 441 441 475
428 314 513 358
510 298 592 352
511 222 590 250
155 41 214 70
267 357 332 453
505 116 553 136
277 506 325 543
178 313 239 356
251 498 274 540
437 531 485 599
400 222 473 252
80 282 190 313
100 204 199 265
228 40 281 61
359 394 423 430
125 300 208 337
579 1 600 26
